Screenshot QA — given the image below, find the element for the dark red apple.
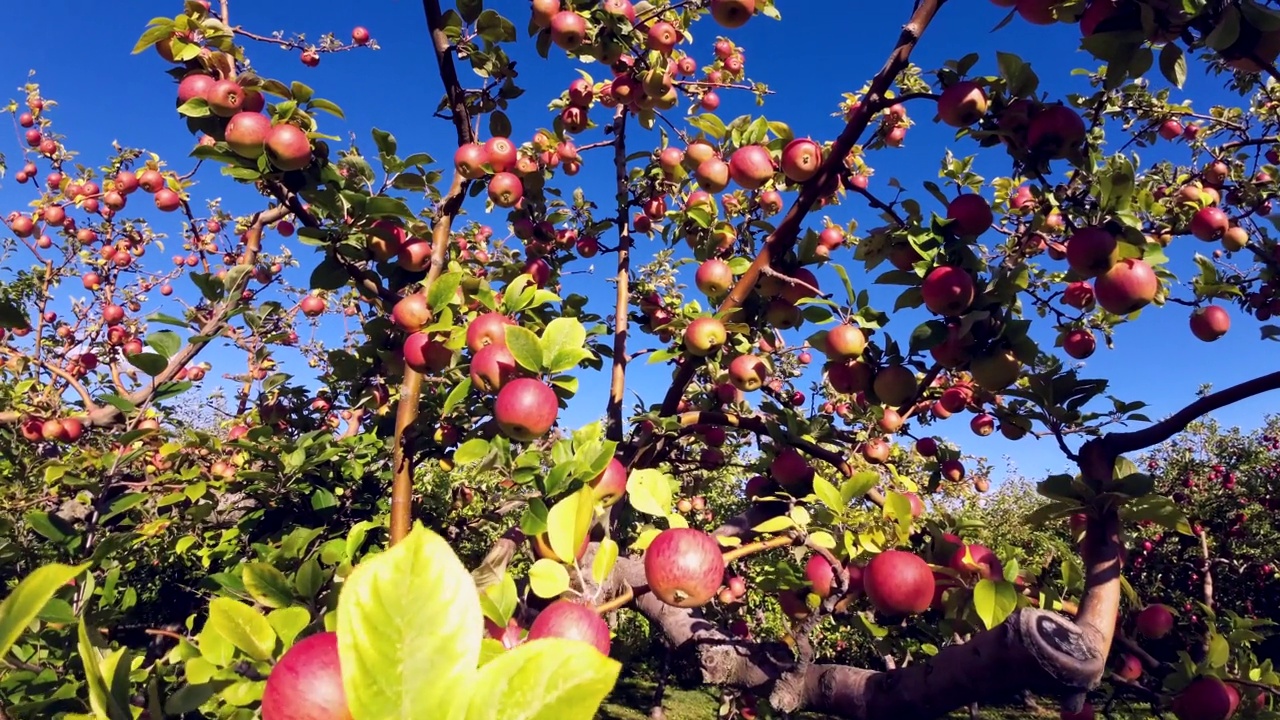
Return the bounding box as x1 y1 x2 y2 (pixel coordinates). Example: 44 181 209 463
946 194 993 236
1172 676 1238 720
403 332 454 373
1135 604 1174 638
1062 328 1096 359
871 365 917 406
1027 104 1086 159
770 448 814 491
921 266 976 316
1190 206 1229 242
805 555 837 598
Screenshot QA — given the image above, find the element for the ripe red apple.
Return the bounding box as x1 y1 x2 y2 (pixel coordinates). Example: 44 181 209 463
862 437 892 464
527 600 611 655
391 293 431 333
494 378 558 441
937 80 988 127
177 73 216 105
483 137 517 173
915 437 939 457
1062 281 1095 310
948 543 1003 581
696 158 731 193
260 632 352 720
1190 206 1229 242
728 354 769 392
487 172 523 207
709 0 755 28
1065 226 1119 278
1094 258 1158 315
863 550 935 616
647 21 679 53
695 259 734 297
470 343 518 394
825 323 866 360
1135 604 1174 638
644 528 726 608
780 138 822 183
728 145 774 190
1027 104 1087 159
1159 119 1184 140
154 188 182 212
454 143 490 179
466 312 514 352
225 112 272 158
352 26 371 45
1062 328 1096 359
872 365 917 407
206 80 245 117
550 11 587 50
946 194 993 236
1116 654 1143 681
970 413 996 436
266 124 312 171
940 459 966 483
1172 676 1238 720
532 0 561 27
921 266 976 316
683 317 727 356
139 169 164 193
1190 305 1230 342
589 458 628 507
403 332 454 373
300 296 327 317
805 555 837 599
770 448 814 491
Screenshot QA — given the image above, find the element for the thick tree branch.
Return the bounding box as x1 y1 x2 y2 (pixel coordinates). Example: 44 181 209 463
655 0 946 417
606 107 631 442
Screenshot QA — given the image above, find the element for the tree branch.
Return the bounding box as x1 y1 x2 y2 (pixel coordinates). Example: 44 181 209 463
655 0 947 417
606 107 631 442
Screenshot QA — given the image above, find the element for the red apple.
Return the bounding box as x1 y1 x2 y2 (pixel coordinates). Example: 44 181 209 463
466 312 515 352
1062 328 1096 359
683 317 727 356
527 600 611 656
937 80 988 127
260 632 352 720
1027 104 1086 159
454 143 490 179
825 323 866 360
921 266 976 316
728 354 769 392
863 550 935 616
709 0 755 28
644 528 726 608
589 458 628 506
225 112 272 158
1172 676 1238 720
266 124 312 171
470 343 518 394
770 448 814 491
1065 226 1119 278
1135 604 1174 638
1190 206 1229 242
1094 258 1158 315
550 11 587 50
805 555 837 598
695 259 734 297
946 194 993 236
205 80 245 117
403 332 454 373
1190 305 1230 342
780 138 822 183
493 378 558 441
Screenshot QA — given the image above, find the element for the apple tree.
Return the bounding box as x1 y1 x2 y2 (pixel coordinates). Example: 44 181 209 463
3 0 1280 718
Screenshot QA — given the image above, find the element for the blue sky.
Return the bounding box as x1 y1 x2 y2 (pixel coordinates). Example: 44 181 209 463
2 2 1275 482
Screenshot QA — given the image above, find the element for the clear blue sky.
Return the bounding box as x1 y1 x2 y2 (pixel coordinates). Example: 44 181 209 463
2 2 1273 482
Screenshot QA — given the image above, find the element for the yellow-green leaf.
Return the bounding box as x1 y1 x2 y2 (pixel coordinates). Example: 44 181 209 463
546 486 594 566
751 516 794 534
0 562 88 661
627 469 673 517
243 563 294 609
461 638 620 720
337 525 483 720
592 539 618 586
529 559 571 599
207 598 276 661
972 579 1019 630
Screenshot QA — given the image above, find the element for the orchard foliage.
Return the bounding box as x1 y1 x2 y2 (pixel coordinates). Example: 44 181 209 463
2 0 1280 718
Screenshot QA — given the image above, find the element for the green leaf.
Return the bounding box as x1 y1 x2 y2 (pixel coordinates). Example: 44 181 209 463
207 598 277 661
528 559 570 599
98 394 137 413
457 0 484 23
454 438 491 465
812 476 844 511
627 469 673 517
311 256 350 291
1158 42 1186 88
372 128 397 157
78 621 131 720
243 563 294 609
126 352 170 377
751 516 794 534
145 330 182 359
0 299 29 330
546 486 594 565
295 558 323 599
337 525 483 720
1122 494 1193 535
592 538 619 586
309 98 346 119
505 326 544 373
460 638 620 720
1206 632 1229 669
841 471 880 504
972 579 1019 630
428 272 464 313
267 607 312 648
542 317 589 374
0 562 89 660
